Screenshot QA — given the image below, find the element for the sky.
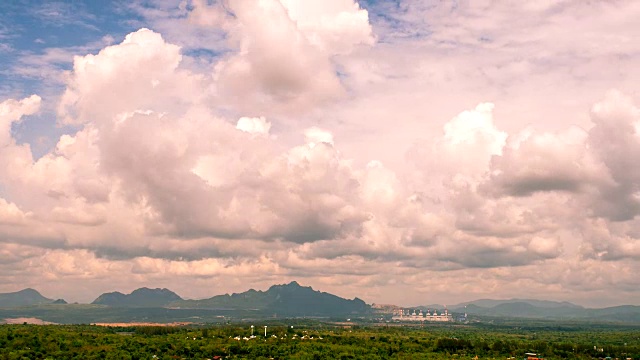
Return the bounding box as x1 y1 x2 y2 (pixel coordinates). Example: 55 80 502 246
0 0 639 308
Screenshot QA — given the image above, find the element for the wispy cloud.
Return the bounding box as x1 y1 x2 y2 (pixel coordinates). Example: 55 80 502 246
7 36 114 82
29 1 99 31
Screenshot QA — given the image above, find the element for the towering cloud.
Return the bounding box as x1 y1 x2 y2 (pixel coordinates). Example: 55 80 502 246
190 0 374 112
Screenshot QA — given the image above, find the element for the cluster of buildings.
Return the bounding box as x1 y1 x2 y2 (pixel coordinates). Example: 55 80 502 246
391 308 454 322
373 303 469 323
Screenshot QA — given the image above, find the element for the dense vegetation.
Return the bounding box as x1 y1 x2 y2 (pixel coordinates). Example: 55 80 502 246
0 320 638 359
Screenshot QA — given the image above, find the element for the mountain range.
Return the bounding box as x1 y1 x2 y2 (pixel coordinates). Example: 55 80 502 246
88 281 368 316
451 298 583 309
1 283 639 324
447 300 640 323
172 281 368 316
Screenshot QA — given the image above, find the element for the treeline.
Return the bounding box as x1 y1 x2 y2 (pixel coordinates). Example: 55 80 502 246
0 322 638 359
432 336 637 359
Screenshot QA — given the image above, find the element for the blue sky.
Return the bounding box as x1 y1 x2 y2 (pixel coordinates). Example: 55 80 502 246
0 1 143 157
0 0 639 307
0 1 138 86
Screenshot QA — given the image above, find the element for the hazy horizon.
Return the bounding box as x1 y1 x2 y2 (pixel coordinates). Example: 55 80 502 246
0 1 639 308
0 281 623 309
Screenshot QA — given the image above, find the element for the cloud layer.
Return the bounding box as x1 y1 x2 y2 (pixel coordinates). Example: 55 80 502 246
0 0 639 307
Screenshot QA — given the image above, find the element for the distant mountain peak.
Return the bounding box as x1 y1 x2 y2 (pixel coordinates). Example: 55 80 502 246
18 288 40 294
270 281 303 289
173 281 370 316
0 288 55 307
92 287 182 307
131 287 174 294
